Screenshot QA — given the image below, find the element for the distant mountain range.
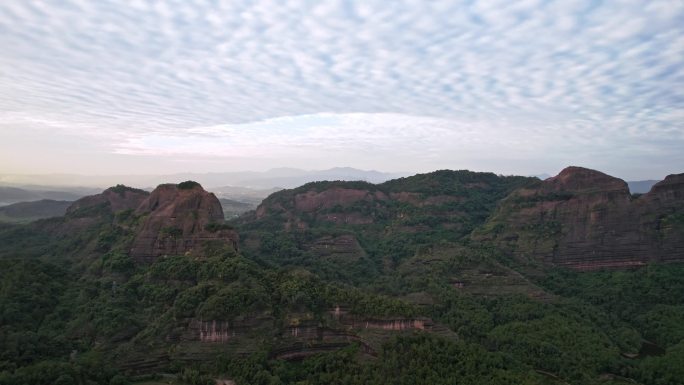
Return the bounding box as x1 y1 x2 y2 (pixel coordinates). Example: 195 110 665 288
0 167 407 210
0 167 408 190
0 199 73 223
0 186 100 206
627 180 659 194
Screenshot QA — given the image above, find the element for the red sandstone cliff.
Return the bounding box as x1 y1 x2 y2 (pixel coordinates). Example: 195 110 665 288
129 182 239 262
477 167 684 270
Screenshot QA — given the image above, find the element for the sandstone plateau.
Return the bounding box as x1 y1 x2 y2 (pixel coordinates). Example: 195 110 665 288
477 166 684 270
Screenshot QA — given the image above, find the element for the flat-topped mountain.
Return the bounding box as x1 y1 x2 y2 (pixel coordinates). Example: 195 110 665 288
476 166 684 270
129 181 239 262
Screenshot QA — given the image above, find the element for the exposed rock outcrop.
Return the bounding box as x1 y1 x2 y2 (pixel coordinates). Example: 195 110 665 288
185 318 267 343
477 167 684 270
182 310 445 363
306 235 365 261
129 182 239 262
292 187 388 213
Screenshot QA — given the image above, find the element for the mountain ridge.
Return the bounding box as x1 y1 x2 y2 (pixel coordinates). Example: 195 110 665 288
0 166 683 384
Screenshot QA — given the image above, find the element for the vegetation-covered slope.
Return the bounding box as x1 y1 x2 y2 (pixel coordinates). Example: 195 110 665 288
0 169 683 385
236 170 535 284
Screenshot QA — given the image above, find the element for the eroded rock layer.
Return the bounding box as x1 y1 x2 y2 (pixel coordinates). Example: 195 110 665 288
477 167 684 270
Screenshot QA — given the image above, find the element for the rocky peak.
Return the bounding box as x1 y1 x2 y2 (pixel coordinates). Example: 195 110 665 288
129 181 238 262
545 166 629 193
135 182 224 221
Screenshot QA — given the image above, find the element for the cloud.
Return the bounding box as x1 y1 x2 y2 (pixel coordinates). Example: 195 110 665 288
0 0 682 178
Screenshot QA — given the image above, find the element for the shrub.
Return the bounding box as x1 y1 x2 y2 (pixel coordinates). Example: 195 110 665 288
178 181 201 190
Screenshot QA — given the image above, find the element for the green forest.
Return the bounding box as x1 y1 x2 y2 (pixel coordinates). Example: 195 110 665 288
0 172 682 385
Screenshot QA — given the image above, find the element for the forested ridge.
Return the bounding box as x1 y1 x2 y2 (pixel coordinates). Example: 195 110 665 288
0 171 682 385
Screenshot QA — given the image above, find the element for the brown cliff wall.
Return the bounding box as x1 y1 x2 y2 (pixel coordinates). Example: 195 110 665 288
129 183 239 262
477 167 684 270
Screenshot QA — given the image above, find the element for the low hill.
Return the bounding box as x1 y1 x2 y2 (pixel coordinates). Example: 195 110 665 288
0 199 73 223
0 185 94 206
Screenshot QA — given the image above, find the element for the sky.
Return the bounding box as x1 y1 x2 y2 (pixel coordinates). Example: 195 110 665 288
0 0 683 180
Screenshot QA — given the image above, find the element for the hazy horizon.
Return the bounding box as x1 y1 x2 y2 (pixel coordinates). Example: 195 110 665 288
0 166 668 192
2 1 683 181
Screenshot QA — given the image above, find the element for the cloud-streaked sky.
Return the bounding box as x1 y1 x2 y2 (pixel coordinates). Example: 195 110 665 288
1 0 682 180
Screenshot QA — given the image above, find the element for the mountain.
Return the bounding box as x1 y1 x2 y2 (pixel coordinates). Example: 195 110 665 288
219 198 256 218
0 199 73 223
210 185 282 204
0 167 407 190
627 179 660 194
128 181 239 262
531 173 552 180
0 168 683 385
233 167 409 189
236 170 536 284
0 185 99 206
475 166 684 270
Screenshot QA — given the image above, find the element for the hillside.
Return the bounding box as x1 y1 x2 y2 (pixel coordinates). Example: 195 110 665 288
236 170 535 282
0 169 682 385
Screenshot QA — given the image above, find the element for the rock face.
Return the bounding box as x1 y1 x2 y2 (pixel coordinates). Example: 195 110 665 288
129 182 239 262
306 235 365 261
66 185 149 215
239 173 535 271
254 185 385 228
477 167 684 270
291 187 388 213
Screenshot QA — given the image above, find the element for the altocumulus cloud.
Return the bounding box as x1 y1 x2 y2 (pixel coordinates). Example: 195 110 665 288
0 0 682 177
